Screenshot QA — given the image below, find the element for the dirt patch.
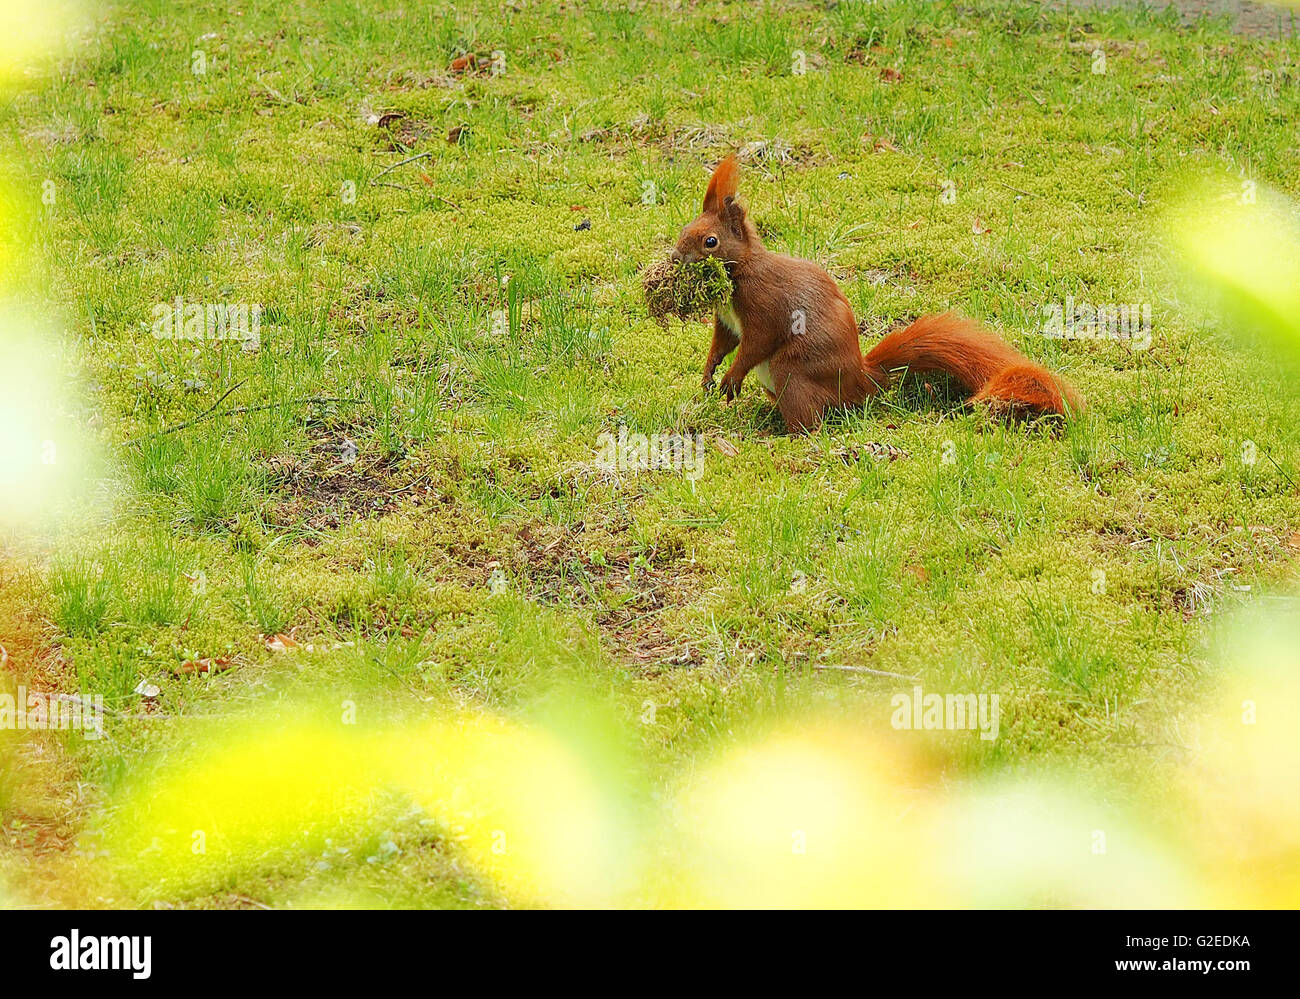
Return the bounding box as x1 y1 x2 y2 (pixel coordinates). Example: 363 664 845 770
471 518 708 668
267 438 409 531
371 111 437 151
0 556 73 693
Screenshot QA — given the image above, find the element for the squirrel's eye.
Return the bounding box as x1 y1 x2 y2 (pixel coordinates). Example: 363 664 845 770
704 235 718 249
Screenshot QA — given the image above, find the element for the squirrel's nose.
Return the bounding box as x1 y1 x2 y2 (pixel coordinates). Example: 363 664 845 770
670 248 683 262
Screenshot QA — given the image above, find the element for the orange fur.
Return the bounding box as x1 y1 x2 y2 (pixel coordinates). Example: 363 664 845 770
864 312 1083 416
702 154 739 214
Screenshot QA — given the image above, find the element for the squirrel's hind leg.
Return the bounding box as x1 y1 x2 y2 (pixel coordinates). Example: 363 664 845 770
768 368 831 432
768 349 875 432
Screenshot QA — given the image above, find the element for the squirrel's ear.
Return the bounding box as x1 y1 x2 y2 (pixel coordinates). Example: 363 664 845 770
722 194 747 239
702 154 739 215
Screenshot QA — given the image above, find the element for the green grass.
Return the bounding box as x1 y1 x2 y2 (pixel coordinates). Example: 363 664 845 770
1 0 1299 908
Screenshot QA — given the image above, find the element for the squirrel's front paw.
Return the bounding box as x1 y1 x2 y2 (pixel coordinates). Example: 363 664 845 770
718 375 743 402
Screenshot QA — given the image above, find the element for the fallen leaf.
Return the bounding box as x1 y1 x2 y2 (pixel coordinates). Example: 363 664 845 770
830 441 909 463
134 680 161 698
177 657 234 675
880 67 903 82
714 437 740 457
868 441 909 461
266 634 299 652
972 217 992 235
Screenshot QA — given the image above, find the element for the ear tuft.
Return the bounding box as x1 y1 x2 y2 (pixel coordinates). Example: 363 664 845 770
722 194 746 238
702 154 740 214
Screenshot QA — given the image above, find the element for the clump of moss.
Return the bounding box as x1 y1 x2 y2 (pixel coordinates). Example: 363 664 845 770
642 256 732 321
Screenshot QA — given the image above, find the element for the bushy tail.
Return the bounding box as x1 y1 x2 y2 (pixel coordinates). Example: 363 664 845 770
863 312 1083 416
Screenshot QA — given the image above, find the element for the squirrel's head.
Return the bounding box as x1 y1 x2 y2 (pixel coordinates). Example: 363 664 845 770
672 154 757 268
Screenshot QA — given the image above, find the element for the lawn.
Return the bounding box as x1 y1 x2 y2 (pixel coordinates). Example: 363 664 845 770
1 0 1298 908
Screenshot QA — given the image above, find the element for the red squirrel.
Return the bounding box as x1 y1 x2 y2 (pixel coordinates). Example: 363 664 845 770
672 156 1083 431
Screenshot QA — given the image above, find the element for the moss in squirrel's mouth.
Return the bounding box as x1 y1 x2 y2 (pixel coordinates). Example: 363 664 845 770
642 256 732 321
